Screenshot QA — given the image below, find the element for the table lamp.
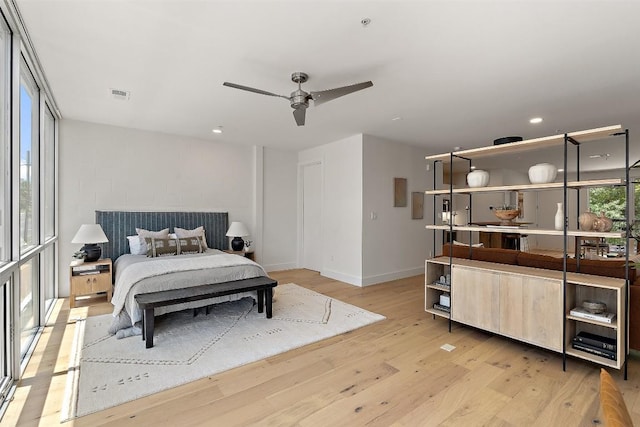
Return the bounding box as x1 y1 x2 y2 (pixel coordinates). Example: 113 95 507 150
226 222 250 251
72 224 108 262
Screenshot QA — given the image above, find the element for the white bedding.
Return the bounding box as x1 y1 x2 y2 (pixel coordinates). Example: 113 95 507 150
109 249 267 337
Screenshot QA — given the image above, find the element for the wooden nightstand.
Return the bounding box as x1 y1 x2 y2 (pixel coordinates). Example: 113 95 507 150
224 250 255 261
69 259 112 308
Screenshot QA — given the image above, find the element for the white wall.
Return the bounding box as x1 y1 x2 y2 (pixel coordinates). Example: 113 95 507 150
298 135 363 285
262 147 298 271
59 119 270 296
362 135 432 285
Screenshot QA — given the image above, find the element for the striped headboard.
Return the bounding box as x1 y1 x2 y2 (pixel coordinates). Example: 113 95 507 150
95 211 229 261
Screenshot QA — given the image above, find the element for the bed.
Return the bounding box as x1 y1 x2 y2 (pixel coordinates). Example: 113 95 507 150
95 211 268 338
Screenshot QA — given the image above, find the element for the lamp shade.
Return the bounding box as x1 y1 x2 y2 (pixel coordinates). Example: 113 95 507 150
71 224 108 244
226 222 249 237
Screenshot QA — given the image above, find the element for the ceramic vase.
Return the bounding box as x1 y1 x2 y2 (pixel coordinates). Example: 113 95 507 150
528 163 558 184
466 170 489 188
554 202 564 230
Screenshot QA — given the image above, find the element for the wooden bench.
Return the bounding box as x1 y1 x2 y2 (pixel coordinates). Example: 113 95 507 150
134 276 277 348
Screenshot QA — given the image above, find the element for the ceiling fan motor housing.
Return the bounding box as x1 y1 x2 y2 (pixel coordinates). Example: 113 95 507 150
290 89 310 109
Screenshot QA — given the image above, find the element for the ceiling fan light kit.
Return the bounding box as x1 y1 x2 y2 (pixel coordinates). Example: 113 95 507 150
223 72 373 126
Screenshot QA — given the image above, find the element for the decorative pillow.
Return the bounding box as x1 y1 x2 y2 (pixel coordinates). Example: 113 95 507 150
127 235 146 255
145 237 179 257
174 226 208 248
136 227 170 253
176 236 204 254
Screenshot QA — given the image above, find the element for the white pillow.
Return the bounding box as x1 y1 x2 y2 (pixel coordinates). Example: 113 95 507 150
174 226 208 248
135 227 170 254
127 235 146 255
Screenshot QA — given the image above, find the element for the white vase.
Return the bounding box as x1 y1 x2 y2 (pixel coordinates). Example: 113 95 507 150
466 170 489 188
528 163 558 184
554 202 564 230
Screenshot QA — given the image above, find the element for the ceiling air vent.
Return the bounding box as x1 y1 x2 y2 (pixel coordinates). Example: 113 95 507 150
110 88 130 100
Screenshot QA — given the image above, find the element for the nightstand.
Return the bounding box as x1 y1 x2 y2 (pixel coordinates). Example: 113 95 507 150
224 250 255 261
69 259 112 308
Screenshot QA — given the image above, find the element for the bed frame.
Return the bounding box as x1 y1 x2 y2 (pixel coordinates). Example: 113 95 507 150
95 211 229 261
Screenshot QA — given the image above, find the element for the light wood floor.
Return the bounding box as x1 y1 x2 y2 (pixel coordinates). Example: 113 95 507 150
4 269 640 426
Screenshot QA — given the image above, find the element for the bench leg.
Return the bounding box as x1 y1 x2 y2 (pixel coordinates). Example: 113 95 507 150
266 288 273 318
257 289 264 313
144 308 155 349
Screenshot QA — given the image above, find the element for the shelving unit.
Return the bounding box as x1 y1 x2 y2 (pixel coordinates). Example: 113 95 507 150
424 124 632 375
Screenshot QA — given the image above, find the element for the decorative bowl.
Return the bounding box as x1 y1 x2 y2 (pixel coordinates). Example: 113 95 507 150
467 170 489 188
494 209 520 224
528 163 557 184
582 300 606 314
493 136 523 145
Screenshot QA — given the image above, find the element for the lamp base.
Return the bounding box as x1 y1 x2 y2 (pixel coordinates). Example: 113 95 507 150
231 237 245 252
82 244 102 262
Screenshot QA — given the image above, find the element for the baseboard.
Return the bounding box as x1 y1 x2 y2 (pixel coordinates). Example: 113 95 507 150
263 262 297 272
360 267 424 286
321 269 364 287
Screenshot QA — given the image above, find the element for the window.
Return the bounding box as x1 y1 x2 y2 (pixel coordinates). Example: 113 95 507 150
43 105 55 240
19 61 39 253
43 245 55 314
0 16 8 264
588 183 640 251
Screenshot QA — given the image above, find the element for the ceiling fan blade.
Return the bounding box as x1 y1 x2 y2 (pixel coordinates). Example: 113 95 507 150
310 81 373 106
222 82 289 99
293 107 306 126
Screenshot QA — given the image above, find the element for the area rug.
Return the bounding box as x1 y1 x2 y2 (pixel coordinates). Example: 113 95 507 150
61 283 385 421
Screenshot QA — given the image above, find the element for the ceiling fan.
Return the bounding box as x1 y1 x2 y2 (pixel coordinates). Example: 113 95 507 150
223 72 373 126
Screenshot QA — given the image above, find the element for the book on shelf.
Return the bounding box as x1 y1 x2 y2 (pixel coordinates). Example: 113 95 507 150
574 331 617 352
74 270 101 276
569 307 616 324
433 303 450 313
571 341 616 361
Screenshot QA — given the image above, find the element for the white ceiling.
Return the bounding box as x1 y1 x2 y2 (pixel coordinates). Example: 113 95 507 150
14 1 640 168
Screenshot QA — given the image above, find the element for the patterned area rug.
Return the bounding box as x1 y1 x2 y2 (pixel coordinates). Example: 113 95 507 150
61 283 385 421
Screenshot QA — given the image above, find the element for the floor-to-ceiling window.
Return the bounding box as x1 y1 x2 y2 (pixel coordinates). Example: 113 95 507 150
18 61 39 356
0 13 11 405
0 2 59 412
43 106 55 312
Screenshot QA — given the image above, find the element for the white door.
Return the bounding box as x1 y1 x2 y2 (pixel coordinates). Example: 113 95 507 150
302 163 322 272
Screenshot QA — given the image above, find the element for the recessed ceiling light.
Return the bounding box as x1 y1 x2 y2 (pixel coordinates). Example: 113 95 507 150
391 116 402 121
470 165 477 170
529 117 543 124
212 127 223 134
558 168 564 172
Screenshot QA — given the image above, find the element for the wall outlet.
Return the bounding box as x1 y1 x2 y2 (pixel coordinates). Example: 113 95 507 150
370 212 377 220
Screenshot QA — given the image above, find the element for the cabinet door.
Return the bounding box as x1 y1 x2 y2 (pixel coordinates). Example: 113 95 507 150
92 273 111 293
500 275 563 352
451 266 500 333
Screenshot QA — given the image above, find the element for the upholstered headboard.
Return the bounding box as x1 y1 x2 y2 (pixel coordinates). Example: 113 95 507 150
95 211 229 261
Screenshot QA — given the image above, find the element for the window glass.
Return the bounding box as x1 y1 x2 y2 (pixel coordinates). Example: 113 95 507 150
19 62 39 253
0 18 8 263
43 105 54 239
19 257 38 357
43 244 55 313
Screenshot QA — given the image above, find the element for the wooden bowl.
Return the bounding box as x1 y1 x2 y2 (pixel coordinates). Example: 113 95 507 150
494 209 520 224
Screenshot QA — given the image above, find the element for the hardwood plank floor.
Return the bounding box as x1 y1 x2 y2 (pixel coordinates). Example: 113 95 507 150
3 269 639 426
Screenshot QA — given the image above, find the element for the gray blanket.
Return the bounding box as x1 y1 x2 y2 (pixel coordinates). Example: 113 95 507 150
109 250 267 338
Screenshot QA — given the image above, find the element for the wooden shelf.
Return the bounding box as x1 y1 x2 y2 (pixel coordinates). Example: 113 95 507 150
424 178 624 195
425 124 622 162
426 283 451 292
565 348 619 369
425 307 450 318
566 314 618 329
425 224 624 239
